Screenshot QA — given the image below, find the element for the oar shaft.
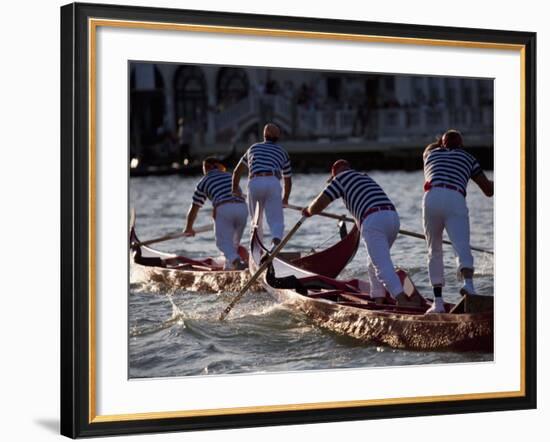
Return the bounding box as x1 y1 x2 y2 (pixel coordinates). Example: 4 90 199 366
137 224 213 247
285 204 351 223
219 216 307 321
284 204 493 255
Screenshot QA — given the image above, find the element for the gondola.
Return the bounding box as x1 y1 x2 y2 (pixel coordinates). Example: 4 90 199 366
130 211 360 292
250 213 494 352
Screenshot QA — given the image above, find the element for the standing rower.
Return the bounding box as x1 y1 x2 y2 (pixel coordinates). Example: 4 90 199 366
183 157 248 270
423 129 494 313
232 123 292 247
302 160 409 305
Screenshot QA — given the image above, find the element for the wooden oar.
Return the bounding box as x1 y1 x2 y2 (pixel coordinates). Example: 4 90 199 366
219 216 307 321
136 224 213 247
284 203 493 255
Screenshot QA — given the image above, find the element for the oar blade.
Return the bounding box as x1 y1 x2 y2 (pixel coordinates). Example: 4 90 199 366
219 216 306 321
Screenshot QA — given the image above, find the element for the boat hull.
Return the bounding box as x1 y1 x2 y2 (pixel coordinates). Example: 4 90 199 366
250 218 493 352
130 208 359 293
133 263 262 292
265 286 493 351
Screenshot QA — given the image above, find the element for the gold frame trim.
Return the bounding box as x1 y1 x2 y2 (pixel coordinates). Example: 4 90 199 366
88 18 527 424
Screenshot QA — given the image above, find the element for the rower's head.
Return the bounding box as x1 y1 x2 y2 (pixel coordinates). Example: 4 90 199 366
331 159 351 178
441 129 464 149
263 123 281 142
202 157 226 175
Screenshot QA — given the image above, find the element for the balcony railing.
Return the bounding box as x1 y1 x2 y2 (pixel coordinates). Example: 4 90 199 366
212 93 493 141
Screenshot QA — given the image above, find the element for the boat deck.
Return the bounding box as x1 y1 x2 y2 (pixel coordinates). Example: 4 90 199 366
304 289 429 315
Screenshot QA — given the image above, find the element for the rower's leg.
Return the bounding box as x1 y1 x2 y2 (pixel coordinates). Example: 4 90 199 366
231 206 248 270
233 203 248 252
366 256 385 299
248 178 264 236
215 205 240 269
445 196 475 294
263 177 284 244
423 191 449 313
423 192 446 288
247 180 258 218
362 211 403 300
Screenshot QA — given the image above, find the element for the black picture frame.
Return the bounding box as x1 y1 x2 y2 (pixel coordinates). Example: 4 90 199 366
61 2 537 438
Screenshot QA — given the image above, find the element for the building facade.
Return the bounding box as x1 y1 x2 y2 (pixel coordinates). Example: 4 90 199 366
130 62 493 163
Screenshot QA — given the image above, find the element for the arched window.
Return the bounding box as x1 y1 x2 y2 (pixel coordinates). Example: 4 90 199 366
173 66 207 128
216 68 249 108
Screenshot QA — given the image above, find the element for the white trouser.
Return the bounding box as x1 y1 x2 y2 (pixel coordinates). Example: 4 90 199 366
422 187 473 287
361 210 403 298
247 176 284 241
214 202 248 269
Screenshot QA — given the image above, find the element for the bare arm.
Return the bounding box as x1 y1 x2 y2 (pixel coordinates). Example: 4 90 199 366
282 176 292 205
306 193 332 216
232 161 247 196
472 172 494 197
183 204 201 234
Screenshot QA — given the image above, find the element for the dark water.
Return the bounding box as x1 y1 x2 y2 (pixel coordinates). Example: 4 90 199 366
129 171 494 378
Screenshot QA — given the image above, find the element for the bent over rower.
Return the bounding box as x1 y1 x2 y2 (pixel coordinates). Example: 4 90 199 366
183 157 248 270
423 129 494 313
232 123 292 247
303 160 410 306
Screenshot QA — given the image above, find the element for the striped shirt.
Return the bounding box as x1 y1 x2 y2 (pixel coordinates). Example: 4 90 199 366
192 169 245 207
322 169 394 222
238 141 292 178
424 147 482 194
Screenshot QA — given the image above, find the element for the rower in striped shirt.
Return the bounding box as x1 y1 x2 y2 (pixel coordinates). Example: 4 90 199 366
422 129 494 313
303 160 413 306
232 123 292 247
183 157 248 270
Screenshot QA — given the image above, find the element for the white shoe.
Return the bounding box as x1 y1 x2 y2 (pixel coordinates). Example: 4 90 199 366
459 281 477 296
425 297 445 314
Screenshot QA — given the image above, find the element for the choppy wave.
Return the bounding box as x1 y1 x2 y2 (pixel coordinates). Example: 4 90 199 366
129 289 289 339
129 295 186 337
